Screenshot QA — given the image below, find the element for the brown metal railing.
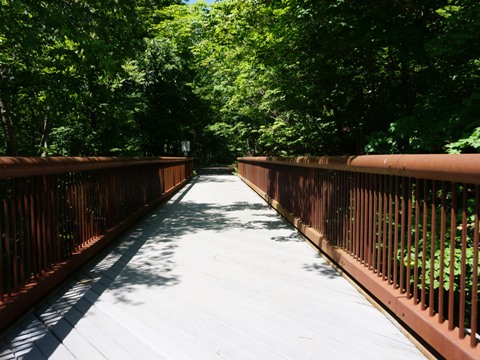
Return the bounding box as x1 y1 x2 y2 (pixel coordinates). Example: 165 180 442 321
238 155 480 360
0 157 193 330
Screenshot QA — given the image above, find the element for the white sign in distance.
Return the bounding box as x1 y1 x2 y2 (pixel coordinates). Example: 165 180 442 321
181 141 190 152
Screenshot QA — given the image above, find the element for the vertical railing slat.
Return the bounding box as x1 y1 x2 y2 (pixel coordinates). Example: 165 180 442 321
421 180 428 309
459 185 468 338
449 184 457 330
471 185 479 347
393 176 400 289
439 182 447 324
429 181 437 317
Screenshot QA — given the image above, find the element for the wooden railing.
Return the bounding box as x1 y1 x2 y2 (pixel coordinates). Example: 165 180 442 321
0 157 193 331
238 155 480 360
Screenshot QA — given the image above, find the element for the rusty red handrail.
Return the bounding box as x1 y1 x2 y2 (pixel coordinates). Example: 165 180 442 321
0 157 194 331
0 156 189 179
238 155 480 360
240 154 480 184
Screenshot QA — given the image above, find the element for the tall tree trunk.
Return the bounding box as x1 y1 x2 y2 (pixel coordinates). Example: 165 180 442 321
38 114 49 157
0 98 19 156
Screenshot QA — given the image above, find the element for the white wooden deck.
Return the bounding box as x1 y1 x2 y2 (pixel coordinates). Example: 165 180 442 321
0 171 426 360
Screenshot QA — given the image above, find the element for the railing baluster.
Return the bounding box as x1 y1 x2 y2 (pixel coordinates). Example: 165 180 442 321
421 180 428 309
387 176 393 283
459 184 468 338
0 180 4 302
400 177 407 294
406 178 413 300
449 183 457 330
3 182 11 297
352 174 356 257
413 179 420 305
374 175 383 276
10 178 18 291
471 185 479 347
439 182 447 324
393 176 400 289
381 175 388 279
19 178 28 285
365 173 370 267
429 181 437 316
348 172 355 255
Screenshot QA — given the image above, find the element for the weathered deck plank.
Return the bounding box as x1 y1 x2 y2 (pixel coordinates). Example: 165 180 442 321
1 173 426 359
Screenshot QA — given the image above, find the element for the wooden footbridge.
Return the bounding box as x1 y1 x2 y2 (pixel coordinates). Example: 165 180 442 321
1 156 479 359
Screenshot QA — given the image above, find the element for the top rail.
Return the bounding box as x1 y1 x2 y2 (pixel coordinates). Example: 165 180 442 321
240 154 480 185
0 156 192 179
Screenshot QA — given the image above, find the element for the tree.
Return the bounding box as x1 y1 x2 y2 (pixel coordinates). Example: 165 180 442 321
188 0 480 156
0 0 180 156
2 0 478 158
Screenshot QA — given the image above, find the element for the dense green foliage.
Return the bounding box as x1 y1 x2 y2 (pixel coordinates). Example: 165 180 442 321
1 0 479 160
0 0 193 157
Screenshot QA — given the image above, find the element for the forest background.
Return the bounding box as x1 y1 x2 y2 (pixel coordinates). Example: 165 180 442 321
1 0 479 163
